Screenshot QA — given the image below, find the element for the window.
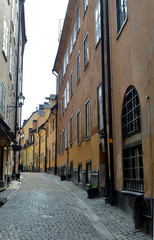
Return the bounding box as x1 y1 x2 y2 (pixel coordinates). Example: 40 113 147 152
85 99 90 139
122 86 143 193
65 126 67 149
62 130 64 154
11 0 15 28
70 71 73 97
53 118 54 130
70 115 73 146
50 121 52 133
0 82 6 116
77 52 81 83
77 110 81 145
73 18 77 45
52 143 55 160
64 88 67 109
2 20 8 59
123 144 144 192
63 58 66 76
59 134 62 155
66 81 69 104
59 101 62 119
62 95 64 115
70 31 73 55
77 5 80 34
116 0 128 34
83 0 88 16
86 161 91 183
9 46 13 79
97 83 103 131
95 1 101 46
84 33 89 69
65 46 68 68
78 164 82 183
122 87 141 138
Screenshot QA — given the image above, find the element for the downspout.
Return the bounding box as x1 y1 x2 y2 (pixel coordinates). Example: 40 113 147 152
52 70 58 175
39 132 40 171
100 0 110 201
146 96 153 218
105 0 115 204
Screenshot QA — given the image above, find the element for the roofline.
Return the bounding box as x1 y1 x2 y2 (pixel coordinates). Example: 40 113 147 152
52 0 77 73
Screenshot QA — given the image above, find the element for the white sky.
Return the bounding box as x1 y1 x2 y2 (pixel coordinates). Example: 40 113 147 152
22 0 69 122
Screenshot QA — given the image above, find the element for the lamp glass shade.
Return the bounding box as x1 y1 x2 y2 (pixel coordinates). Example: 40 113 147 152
18 93 25 107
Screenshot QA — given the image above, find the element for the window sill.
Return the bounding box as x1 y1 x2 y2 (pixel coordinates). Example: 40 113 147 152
121 190 144 196
77 142 81 146
116 17 128 40
84 62 89 71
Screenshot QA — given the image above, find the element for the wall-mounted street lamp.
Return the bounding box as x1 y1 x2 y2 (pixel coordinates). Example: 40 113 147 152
7 93 25 109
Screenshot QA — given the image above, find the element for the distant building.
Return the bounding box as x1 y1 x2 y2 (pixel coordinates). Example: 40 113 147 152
0 0 26 189
21 97 57 173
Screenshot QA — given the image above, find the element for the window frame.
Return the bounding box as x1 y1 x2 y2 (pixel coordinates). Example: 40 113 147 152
95 0 101 46
77 110 81 145
83 0 88 16
83 33 89 70
116 0 128 37
77 51 81 83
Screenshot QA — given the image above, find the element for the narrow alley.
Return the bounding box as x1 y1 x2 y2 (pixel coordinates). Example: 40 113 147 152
0 173 152 240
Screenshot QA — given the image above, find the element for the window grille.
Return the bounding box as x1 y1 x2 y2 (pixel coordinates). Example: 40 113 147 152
122 87 141 138
123 144 144 192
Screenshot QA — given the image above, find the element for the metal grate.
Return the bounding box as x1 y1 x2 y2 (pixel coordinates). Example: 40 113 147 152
122 87 141 138
123 144 144 192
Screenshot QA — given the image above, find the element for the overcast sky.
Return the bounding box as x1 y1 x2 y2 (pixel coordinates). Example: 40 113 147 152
22 0 68 122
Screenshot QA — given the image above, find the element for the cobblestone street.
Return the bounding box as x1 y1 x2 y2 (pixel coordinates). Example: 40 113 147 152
0 173 152 240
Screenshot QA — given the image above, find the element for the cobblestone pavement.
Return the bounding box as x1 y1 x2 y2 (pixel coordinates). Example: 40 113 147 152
0 173 152 240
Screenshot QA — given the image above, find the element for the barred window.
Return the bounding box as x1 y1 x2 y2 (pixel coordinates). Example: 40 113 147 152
123 144 144 192
122 86 144 193
122 87 141 138
86 161 91 184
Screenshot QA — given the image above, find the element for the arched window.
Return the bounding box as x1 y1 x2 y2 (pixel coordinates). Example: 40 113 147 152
122 87 141 138
122 87 144 192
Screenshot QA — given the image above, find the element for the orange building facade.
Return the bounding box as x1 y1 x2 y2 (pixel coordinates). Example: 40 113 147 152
53 0 153 233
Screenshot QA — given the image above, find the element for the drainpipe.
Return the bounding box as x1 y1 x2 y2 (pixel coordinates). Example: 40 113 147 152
146 96 153 218
100 0 110 201
52 70 58 175
105 0 115 204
